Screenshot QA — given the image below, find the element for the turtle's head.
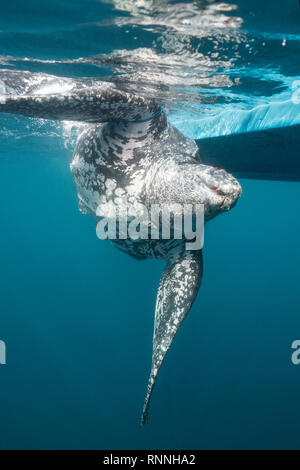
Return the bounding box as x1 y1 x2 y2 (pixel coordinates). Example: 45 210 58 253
192 164 242 219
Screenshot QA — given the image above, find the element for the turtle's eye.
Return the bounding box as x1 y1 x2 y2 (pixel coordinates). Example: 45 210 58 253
194 149 200 160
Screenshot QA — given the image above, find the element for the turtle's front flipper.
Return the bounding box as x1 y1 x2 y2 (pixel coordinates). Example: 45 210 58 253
0 69 76 96
0 69 160 123
142 249 203 425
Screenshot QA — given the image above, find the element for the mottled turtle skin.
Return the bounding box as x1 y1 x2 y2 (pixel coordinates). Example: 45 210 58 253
0 70 242 424
71 111 240 257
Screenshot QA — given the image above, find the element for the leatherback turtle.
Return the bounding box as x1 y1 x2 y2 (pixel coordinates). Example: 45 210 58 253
0 70 242 424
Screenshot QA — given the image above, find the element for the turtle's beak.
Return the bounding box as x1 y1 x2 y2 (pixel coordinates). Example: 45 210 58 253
212 167 242 211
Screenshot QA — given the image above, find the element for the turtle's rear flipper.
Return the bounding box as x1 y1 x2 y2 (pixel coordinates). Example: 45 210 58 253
142 249 203 425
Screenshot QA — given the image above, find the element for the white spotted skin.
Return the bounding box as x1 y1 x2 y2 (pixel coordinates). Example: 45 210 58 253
70 112 241 259
141 249 203 424
0 69 242 425
69 108 241 425
69 108 241 424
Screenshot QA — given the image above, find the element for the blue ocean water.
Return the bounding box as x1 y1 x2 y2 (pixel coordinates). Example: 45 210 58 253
0 0 300 450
